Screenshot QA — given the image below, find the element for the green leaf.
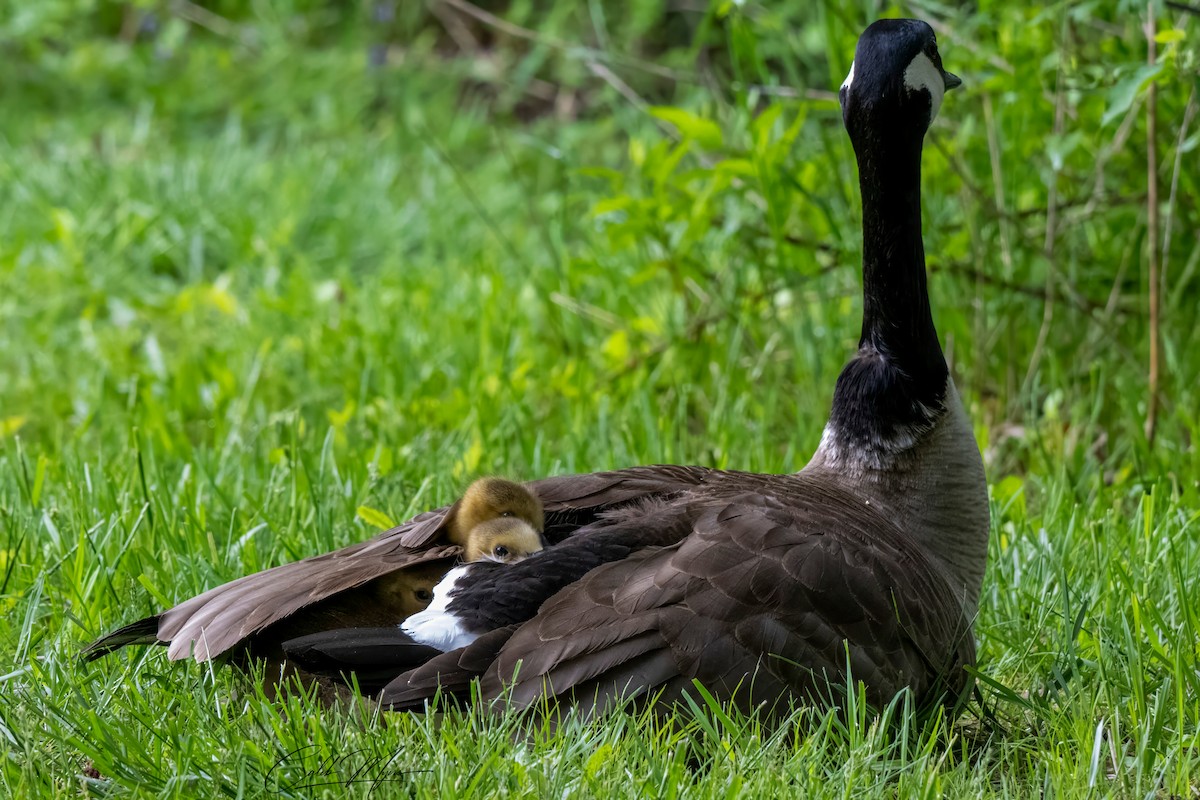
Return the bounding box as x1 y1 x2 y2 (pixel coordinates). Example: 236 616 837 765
649 106 723 149
993 475 1026 521
601 329 630 367
1 415 27 438
715 158 756 178
1045 130 1084 172
356 505 396 530
584 743 612 778
751 104 783 149
136 574 174 609
590 196 633 217
31 454 48 510
1102 64 1163 126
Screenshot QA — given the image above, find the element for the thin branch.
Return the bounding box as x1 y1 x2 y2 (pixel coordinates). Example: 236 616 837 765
1075 230 1141 370
930 262 1122 316
774 232 1123 315
1161 87 1198 282
921 15 1016 75
441 0 846 106
168 0 253 46
586 61 651 112
1165 0 1200 15
439 0 686 82
981 95 1016 284
606 268 841 379
1168 238 1200 312
439 0 572 47
412 120 524 267
1088 93 1144 213
981 93 1019 400
736 85 841 103
1145 4 1161 446
428 0 481 52
1023 57 1067 394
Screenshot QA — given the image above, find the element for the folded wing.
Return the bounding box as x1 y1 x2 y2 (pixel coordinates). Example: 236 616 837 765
382 484 974 716
83 465 714 663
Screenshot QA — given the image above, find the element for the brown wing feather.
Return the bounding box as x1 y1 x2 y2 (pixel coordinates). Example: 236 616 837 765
160 544 461 660
427 481 974 716
384 626 519 710
530 465 713 508
88 466 711 663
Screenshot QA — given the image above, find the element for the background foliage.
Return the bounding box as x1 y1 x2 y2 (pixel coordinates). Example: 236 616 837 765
1 1 1198 797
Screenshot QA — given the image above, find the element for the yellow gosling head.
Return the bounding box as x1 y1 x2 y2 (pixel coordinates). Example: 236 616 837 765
450 477 544 548
463 516 545 563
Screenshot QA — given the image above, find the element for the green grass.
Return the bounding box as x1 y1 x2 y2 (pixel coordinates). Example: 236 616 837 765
2 1 1199 797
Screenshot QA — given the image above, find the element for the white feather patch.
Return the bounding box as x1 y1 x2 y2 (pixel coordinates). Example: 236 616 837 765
841 61 855 91
903 52 945 121
807 367 948 475
401 565 478 652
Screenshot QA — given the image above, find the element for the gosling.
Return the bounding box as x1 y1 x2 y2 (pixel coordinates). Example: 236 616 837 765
446 477 545 564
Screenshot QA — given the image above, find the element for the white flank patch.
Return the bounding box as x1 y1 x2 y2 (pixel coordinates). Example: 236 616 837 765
812 419 923 475
903 52 945 121
841 60 855 91
401 565 479 652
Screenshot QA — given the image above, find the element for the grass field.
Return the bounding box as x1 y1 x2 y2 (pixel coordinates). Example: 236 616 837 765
2 2 1199 797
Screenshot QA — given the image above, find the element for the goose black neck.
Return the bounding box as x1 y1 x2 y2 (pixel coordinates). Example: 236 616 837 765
856 135 943 379
825 130 948 450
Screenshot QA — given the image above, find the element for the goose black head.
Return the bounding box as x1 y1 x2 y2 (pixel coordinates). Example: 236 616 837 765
839 19 961 144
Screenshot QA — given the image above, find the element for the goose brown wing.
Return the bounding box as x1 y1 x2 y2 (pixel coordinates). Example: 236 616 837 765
387 464 713 548
154 543 462 661
402 488 974 714
279 627 445 696
384 626 519 709
80 539 462 662
511 464 714 545
529 465 713 510
86 465 713 662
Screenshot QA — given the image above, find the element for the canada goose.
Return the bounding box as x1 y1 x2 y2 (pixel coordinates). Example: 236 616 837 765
85 18 986 718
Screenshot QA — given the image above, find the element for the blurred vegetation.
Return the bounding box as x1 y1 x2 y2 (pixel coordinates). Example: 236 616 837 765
1 1 1199 796
3 1 1197 476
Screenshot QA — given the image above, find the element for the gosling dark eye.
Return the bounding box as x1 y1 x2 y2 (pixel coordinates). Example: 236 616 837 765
500 511 513 518
415 589 433 602
493 545 509 558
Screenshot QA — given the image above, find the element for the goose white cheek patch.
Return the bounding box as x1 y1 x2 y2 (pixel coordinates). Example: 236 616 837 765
903 52 945 121
841 60 855 91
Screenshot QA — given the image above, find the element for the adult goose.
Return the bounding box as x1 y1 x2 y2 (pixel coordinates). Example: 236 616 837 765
86 18 987 716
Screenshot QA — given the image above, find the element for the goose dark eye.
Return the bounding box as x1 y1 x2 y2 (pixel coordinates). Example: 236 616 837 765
415 588 433 602
500 511 513 518
493 545 509 558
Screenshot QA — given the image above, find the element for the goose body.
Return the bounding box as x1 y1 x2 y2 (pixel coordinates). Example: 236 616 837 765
85 19 987 717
